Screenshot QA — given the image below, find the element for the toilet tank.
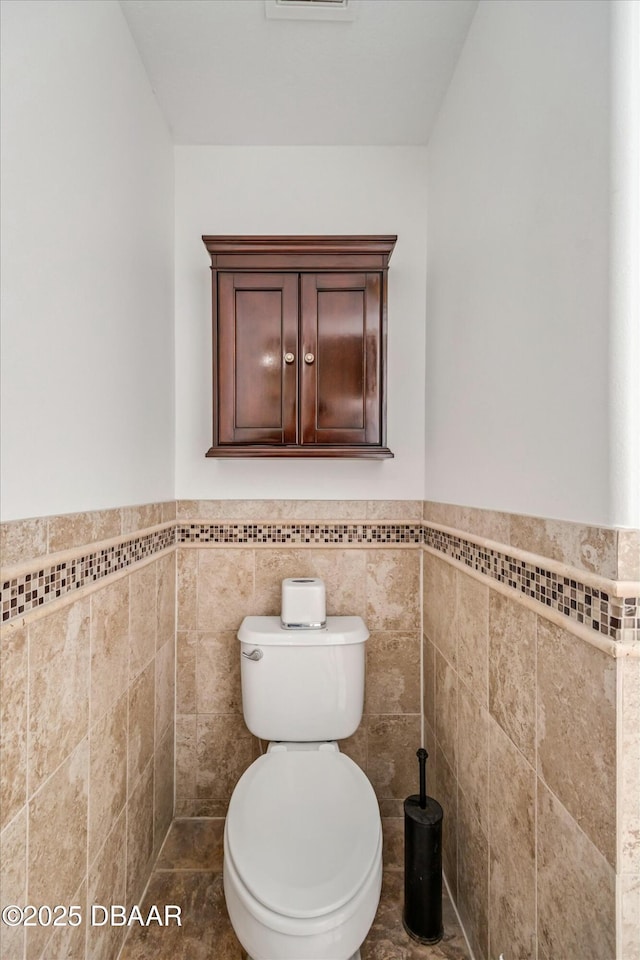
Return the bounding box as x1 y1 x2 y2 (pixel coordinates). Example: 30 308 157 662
237 616 368 742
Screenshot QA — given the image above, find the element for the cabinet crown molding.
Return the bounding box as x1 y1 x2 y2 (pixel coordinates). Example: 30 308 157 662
202 234 397 271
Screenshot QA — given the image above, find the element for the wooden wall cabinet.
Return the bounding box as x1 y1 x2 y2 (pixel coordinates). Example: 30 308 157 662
201 235 397 458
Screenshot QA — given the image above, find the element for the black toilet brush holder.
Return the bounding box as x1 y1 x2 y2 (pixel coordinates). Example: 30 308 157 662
403 748 444 944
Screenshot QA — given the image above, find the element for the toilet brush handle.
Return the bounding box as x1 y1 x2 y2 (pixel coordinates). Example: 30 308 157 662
417 748 428 809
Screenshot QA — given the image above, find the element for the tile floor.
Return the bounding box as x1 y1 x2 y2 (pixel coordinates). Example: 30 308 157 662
120 818 470 960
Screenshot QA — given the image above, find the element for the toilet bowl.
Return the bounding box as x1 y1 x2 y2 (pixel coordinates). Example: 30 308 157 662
225 609 380 958
223 742 382 960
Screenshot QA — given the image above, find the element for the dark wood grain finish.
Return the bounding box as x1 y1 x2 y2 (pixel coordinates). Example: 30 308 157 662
218 273 298 444
203 236 396 459
205 445 394 459
202 235 396 272
300 273 381 445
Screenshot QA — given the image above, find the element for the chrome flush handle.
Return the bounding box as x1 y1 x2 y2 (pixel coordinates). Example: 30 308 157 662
242 648 263 661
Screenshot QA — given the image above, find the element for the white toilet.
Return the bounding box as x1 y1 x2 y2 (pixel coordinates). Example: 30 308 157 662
223 586 382 960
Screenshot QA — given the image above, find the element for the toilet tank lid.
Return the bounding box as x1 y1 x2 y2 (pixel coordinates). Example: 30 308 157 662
238 615 368 646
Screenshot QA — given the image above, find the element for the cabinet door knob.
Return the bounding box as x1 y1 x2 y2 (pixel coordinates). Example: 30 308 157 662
284 352 295 364
304 353 315 364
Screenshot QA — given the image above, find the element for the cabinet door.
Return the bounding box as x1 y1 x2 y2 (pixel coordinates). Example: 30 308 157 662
218 273 298 444
300 273 382 445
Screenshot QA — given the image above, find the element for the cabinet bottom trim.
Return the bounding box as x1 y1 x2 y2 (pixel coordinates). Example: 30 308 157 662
205 445 394 459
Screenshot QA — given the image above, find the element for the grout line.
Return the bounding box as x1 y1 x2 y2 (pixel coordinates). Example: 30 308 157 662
487 723 492 960
124 573 132 912
613 656 640 959
535 614 539 960
172 549 178 827
419 549 425 749
484 579 491 960
443 870 477 960
85 594 93 960
152 563 159 860
23 621 30 960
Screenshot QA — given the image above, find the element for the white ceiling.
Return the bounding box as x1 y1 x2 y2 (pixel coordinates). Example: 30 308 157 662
119 0 478 145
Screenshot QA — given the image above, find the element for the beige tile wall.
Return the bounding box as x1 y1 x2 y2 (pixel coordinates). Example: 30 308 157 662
423 504 640 960
423 500 639 581
174 539 422 818
3 497 637 960
1 503 176 570
0 507 175 960
619 655 640 960
177 499 423 523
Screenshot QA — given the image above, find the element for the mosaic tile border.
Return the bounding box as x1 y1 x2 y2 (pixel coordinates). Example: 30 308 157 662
2 518 638 643
1 526 175 623
423 526 640 644
178 522 423 545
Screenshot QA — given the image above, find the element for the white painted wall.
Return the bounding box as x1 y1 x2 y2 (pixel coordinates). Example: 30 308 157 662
0 0 174 522
175 147 427 501
609 0 640 529
425 0 616 525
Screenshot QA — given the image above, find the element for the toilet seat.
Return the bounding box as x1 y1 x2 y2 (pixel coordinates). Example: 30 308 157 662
225 748 381 921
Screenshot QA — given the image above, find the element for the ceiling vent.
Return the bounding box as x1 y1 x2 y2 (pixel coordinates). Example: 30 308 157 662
265 0 358 22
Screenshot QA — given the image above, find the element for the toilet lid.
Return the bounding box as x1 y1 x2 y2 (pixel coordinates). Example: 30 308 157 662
226 749 381 920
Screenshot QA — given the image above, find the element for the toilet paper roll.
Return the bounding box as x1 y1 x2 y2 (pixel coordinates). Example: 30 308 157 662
281 577 326 629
